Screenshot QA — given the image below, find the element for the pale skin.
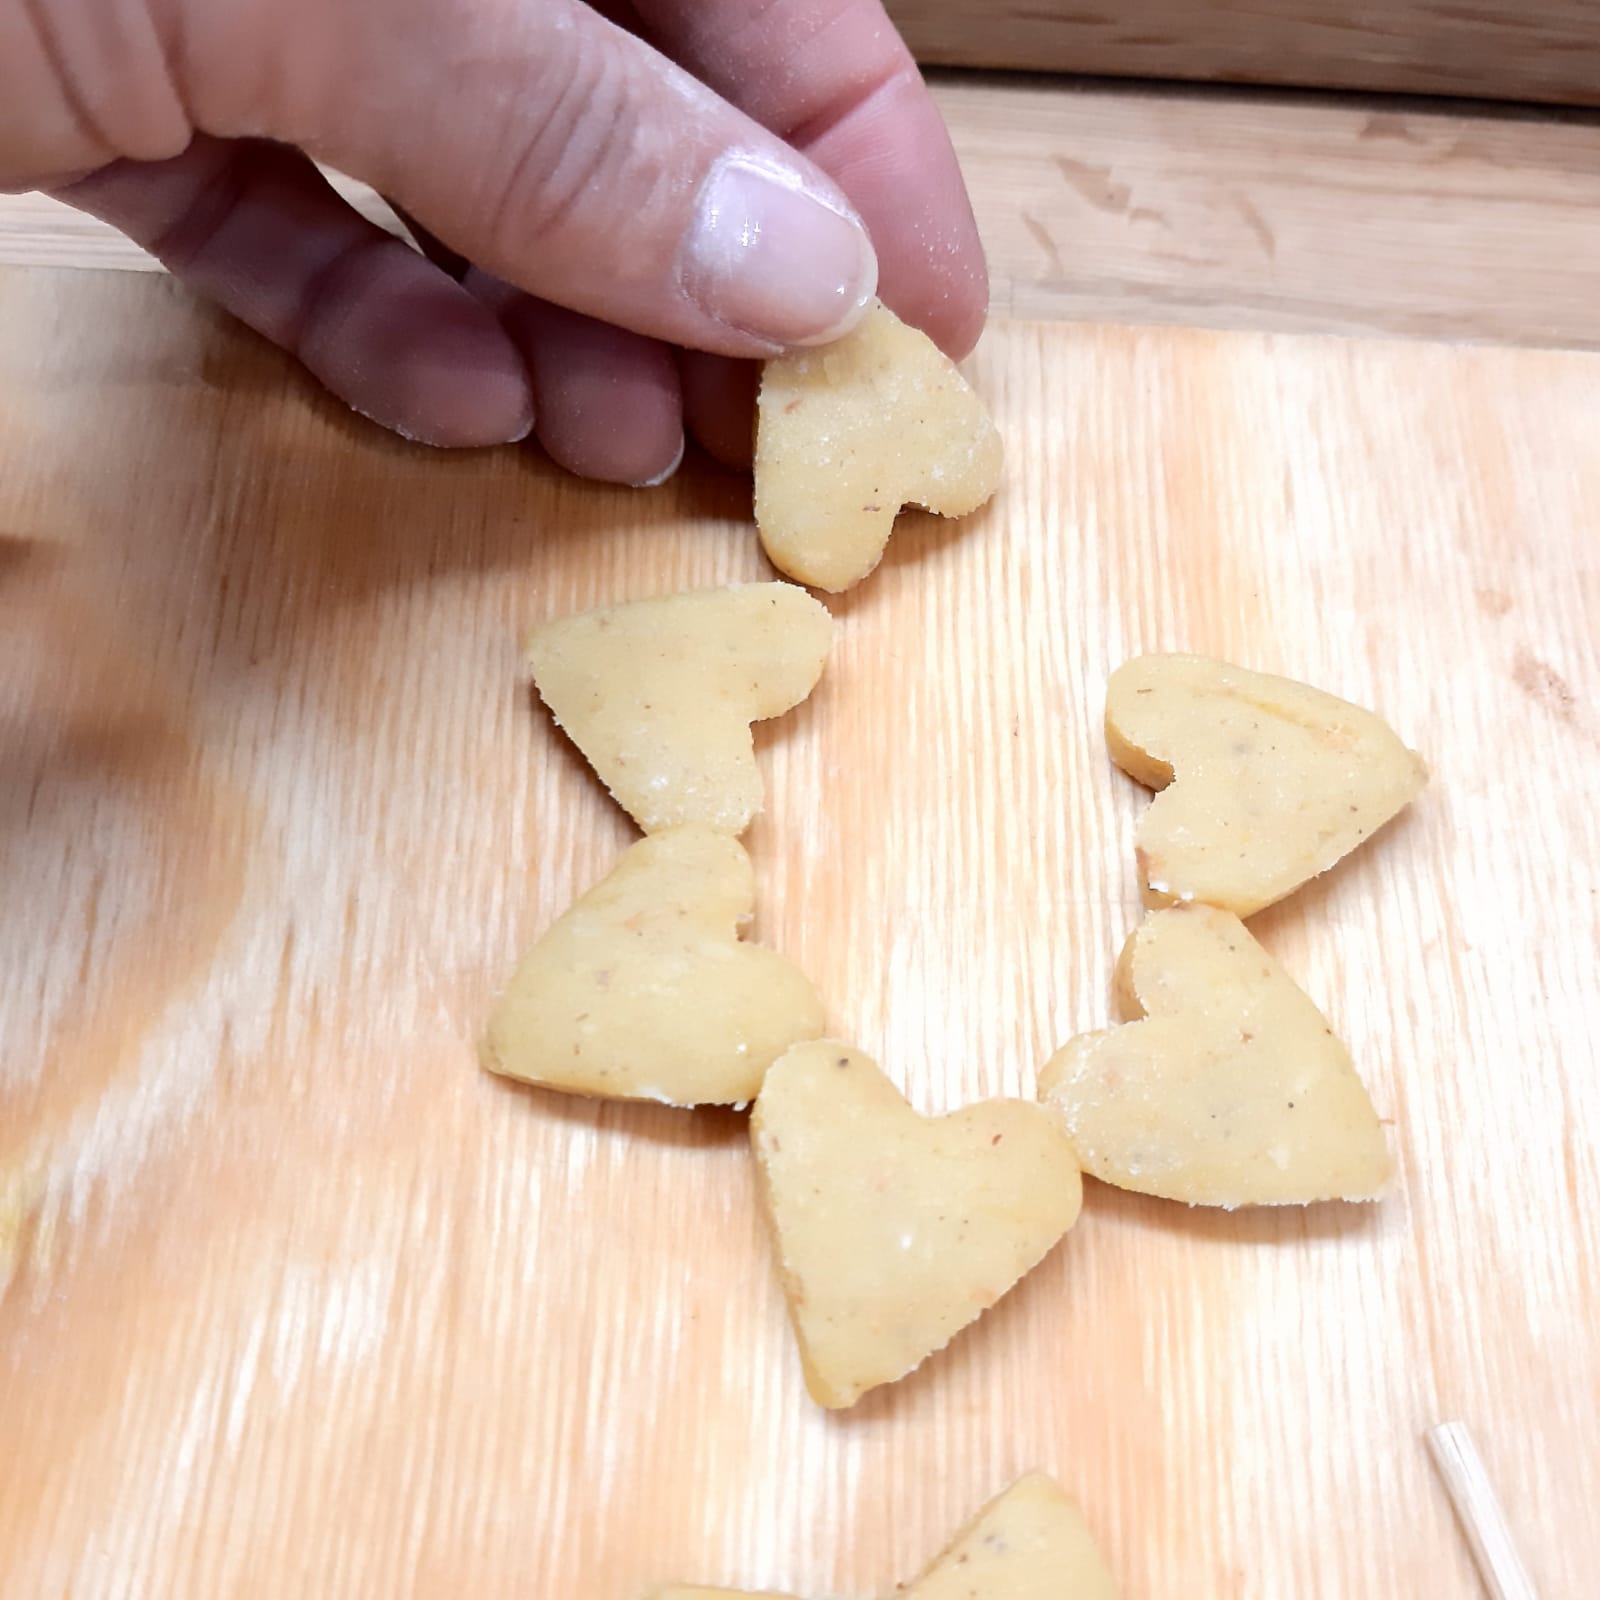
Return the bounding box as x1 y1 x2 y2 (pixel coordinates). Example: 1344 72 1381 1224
1 0 988 484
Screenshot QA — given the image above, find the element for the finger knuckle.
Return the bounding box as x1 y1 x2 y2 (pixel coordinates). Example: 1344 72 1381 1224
7 0 189 179
482 33 653 260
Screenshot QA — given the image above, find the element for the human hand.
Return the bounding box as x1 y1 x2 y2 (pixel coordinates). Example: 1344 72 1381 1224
4 0 986 483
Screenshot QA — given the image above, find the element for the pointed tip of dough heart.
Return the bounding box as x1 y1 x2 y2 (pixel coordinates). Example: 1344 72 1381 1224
752 1040 1083 1409
754 303 1002 593
1106 655 1427 915
1042 905 1392 1207
907 1473 1121 1599
525 584 832 835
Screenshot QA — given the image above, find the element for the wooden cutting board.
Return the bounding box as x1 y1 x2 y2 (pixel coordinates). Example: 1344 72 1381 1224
2 265 1596 1598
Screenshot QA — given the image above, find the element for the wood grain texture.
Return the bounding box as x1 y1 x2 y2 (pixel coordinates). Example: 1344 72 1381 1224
2 266 1598 1598
889 0 1600 106
942 79 1600 351
8 82 1600 353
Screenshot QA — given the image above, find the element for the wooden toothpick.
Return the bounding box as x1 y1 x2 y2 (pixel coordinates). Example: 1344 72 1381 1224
1426 1421 1539 1600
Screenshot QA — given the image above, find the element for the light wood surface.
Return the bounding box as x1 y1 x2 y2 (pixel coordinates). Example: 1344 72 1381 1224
3 265 1597 1597
890 0 1600 107
940 80 1600 351
7 81 1600 352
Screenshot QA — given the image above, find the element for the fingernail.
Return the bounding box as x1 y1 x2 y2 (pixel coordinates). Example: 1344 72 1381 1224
682 154 878 348
631 435 685 489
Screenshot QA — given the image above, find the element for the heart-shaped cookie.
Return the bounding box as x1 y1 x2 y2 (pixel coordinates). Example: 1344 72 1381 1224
481 828 824 1106
751 1041 1083 1409
527 583 832 836
754 302 1003 593
1039 904 1392 1208
647 1474 1116 1600
905 1473 1119 1600
1106 655 1428 916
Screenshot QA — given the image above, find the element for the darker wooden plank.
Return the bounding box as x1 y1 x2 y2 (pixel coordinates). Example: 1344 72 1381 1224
887 0 1600 107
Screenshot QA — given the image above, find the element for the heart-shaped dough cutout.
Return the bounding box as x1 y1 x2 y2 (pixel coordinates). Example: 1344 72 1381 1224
1039 904 1393 1207
905 1473 1119 1600
752 1041 1082 1409
481 828 824 1106
1107 655 1428 916
754 302 1003 592
647 1474 1116 1600
527 583 832 835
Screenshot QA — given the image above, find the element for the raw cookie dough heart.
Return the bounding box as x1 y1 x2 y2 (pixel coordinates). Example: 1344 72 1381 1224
527 583 832 835
754 302 1003 593
751 1041 1083 1409
1106 655 1428 916
905 1473 1119 1600
648 1475 1116 1600
1039 904 1393 1208
481 828 824 1106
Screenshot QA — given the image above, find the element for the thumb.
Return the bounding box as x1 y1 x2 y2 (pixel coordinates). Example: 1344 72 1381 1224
221 0 880 357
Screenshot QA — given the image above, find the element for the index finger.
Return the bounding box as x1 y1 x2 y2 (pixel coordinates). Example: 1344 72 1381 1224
633 0 988 358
